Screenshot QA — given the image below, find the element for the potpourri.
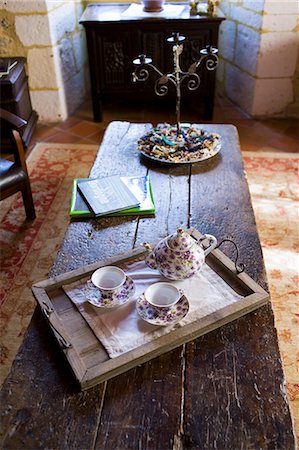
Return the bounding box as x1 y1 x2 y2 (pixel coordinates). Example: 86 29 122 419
138 124 221 163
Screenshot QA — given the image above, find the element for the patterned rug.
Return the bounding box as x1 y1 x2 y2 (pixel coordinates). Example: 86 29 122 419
0 143 98 384
243 151 298 441
0 144 298 439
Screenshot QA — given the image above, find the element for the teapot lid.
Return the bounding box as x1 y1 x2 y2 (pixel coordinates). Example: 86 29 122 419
166 228 196 251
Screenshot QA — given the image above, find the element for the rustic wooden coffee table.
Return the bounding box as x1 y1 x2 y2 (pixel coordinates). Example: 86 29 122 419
0 122 295 449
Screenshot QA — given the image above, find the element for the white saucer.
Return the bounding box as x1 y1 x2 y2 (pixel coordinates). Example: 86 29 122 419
85 276 135 308
136 294 189 326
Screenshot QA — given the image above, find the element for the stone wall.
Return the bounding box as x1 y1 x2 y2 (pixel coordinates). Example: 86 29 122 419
0 0 88 122
217 0 299 117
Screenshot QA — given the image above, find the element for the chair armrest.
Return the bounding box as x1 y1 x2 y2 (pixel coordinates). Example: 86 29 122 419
0 108 27 131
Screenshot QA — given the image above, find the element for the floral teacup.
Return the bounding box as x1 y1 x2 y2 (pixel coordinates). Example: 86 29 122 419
87 266 135 308
137 282 189 326
144 282 182 310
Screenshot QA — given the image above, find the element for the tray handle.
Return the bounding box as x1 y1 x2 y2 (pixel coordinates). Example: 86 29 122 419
42 302 72 349
215 239 246 274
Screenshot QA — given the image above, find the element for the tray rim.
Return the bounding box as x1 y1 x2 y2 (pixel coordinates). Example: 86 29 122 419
32 228 269 390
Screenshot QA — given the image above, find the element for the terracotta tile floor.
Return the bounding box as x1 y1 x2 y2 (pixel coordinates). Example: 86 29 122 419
29 95 299 154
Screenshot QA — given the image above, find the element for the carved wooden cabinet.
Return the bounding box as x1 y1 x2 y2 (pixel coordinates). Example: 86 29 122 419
80 3 225 122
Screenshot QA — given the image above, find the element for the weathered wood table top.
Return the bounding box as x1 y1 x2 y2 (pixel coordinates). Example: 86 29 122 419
0 122 295 449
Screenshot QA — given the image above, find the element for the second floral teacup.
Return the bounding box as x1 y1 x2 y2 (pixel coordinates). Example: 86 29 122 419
144 282 182 311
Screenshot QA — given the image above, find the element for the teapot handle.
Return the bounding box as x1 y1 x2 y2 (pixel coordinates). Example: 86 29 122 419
201 234 218 256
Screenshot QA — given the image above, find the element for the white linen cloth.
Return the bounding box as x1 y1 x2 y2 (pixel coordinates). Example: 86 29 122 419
63 260 243 358
121 3 185 19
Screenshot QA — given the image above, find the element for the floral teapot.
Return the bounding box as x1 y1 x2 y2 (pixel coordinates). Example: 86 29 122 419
142 228 217 280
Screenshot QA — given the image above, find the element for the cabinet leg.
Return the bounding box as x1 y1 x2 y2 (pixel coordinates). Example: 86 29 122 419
92 96 103 122
203 99 214 121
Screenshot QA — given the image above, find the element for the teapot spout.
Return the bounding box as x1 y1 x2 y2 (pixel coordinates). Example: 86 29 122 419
141 242 158 270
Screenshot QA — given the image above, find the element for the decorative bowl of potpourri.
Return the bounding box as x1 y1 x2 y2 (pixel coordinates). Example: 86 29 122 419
138 124 221 164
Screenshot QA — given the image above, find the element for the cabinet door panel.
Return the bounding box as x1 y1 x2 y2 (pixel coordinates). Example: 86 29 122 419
137 30 166 96
140 30 165 69
103 39 126 85
94 29 139 91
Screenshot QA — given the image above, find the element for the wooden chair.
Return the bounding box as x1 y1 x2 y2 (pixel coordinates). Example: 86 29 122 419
0 108 36 220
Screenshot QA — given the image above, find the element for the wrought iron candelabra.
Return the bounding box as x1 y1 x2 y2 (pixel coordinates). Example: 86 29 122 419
132 32 219 134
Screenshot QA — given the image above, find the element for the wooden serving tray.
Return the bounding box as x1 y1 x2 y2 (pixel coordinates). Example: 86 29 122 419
32 229 269 390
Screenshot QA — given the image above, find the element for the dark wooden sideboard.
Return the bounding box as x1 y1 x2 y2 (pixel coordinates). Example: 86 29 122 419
0 57 38 148
80 3 225 122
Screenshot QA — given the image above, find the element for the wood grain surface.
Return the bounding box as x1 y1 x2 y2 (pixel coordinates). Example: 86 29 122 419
0 122 295 449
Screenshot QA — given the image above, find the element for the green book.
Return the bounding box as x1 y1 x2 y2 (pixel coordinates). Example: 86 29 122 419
69 175 155 219
77 175 141 216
